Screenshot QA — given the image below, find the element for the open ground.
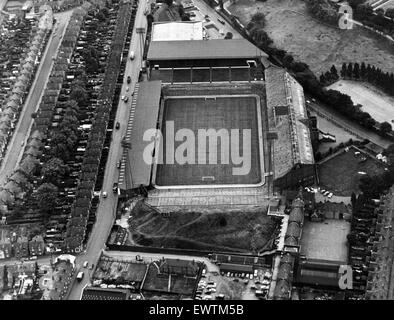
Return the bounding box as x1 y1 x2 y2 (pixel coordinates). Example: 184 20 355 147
327 80 394 123
154 96 263 187
127 202 279 253
318 147 387 196
228 0 394 75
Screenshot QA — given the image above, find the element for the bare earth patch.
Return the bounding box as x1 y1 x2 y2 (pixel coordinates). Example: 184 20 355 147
229 0 394 74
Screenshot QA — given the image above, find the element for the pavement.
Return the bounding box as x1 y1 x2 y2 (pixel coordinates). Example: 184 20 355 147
0 11 72 185
66 0 148 300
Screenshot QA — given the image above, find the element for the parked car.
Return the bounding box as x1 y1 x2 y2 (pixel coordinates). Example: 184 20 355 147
127 76 131 84
115 122 120 129
124 96 129 103
113 183 119 193
117 160 121 168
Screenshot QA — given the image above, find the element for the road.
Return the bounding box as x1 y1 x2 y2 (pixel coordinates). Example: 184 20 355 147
192 0 241 39
0 11 72 185
66 0 148 300
306 97 392 150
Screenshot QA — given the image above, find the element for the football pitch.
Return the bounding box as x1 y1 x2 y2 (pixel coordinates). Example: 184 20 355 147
154 95 264 187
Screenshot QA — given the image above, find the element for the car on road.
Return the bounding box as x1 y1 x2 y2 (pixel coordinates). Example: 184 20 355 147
218 18 225 24
113 182 119 193
121 95 125 101
124 96 129 103
127 76 131 84
77 271 84 282
117 160 121 168
115 122 120 129
102 191 108 198
89 264 94 270
83 261 89 268
126 86 129 92
129 51 135 60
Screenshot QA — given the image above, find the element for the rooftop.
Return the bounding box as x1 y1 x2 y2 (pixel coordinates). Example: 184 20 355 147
151 21 203 41
147 39 267 61
300 220 351 263
265 66 314 179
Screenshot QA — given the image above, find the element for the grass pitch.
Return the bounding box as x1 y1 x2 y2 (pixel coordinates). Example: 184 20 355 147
155 96 262 186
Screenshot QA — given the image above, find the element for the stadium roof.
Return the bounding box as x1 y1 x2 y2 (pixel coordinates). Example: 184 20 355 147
122 81 162 190
152 21 203 41
147 39 268 61
265 66 314 179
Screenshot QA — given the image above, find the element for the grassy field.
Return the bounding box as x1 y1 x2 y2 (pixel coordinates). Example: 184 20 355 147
228 0 394 75
129 202 278 253
155 96 262 186
318 147 387 196
327 80 394 123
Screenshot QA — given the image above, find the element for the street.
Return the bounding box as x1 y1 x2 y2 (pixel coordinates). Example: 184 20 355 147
0 11 72 185
66 0 148 300
306 98 392 150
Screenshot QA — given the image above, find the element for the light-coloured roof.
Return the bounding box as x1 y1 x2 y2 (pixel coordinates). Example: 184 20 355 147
152 21 203 41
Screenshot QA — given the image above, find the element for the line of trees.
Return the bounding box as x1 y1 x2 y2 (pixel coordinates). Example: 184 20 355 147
305 0 339 25
244 12 390 137
351 2 394 37
320 62 394 98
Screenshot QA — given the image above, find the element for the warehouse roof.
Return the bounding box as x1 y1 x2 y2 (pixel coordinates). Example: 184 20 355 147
147 39 267 61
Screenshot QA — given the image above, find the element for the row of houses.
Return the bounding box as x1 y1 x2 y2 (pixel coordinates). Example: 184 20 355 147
0 11 52 164
65 0 138 253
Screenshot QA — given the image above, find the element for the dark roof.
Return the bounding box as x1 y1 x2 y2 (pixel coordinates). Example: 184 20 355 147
147 39 267 61
219 263 253 273
122 81 162 190
81 287 130 300
286 222 301 239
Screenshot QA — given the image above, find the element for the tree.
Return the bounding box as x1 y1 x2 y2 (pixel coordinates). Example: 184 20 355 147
330 65 339 80
347 62 353 78
353 62 360 79
41 158 67 185
36 183 58 215
70 85 88 108
340 63 347 78
380 121 392 134
386 8 394 19
224 32 233 39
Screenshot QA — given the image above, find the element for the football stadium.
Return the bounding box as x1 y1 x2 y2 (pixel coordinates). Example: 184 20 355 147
114 33 315 254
